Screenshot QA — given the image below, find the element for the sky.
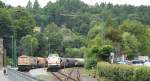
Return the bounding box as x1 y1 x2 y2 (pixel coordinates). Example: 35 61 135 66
1 0 150 7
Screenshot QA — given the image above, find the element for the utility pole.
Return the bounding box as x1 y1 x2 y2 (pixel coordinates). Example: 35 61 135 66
31 41 33 56
11 36 17 67
14 38 17 67
11 36 14 67
46 37 50 55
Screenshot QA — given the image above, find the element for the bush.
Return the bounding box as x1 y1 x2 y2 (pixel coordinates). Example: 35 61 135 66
85 57 97 69
97 62 150 81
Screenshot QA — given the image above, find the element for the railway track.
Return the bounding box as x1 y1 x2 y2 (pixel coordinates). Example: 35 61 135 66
50 68 81 81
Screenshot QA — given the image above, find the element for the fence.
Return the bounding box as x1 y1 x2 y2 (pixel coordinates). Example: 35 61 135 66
7 68 45 81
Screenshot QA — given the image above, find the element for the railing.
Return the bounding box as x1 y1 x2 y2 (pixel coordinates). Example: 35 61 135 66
7 68 45 81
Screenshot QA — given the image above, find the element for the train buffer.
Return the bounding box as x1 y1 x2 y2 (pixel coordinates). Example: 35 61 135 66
0 69 10 81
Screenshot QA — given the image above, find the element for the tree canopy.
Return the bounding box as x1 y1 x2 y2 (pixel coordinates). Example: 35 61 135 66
0 0 150 64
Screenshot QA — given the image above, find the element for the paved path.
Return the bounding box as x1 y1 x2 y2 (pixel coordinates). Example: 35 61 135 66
0 69 10 81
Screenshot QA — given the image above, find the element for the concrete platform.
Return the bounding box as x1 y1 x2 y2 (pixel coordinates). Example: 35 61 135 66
0 69 10 81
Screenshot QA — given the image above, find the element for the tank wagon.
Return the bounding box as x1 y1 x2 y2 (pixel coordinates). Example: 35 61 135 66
74 58 85 67
60 58 84 68
60 58 69 68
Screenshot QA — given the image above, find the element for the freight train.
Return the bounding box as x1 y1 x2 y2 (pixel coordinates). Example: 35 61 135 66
18 54 84 71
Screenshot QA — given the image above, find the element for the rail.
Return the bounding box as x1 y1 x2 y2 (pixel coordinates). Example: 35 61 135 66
7 68 45 81
50 68 81 81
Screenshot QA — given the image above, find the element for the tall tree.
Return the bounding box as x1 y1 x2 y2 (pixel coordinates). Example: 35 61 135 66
44 23 63 53
33 0 40 10
20 35 39 56
26 0 32 9
0 9 13 37
0 1 5 8
10 7 35 39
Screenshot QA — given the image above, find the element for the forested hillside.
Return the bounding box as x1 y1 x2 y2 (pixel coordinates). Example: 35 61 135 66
0 0 150 68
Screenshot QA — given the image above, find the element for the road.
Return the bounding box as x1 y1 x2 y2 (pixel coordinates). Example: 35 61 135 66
0 69 10 81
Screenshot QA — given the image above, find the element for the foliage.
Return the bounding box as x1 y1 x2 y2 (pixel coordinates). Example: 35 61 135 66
98 45 113 61
0 9 13 37
120 20 150 56
0 1 5 8
0 0 150 62
33 0 40 10
97 62 150 81
44 23 63 53
85 57 97 69
65 48 84 58
10 7 35 39
122 32 140 59
105 27 122 43
34 32 48 56
20 35 39 56
26 0 32 9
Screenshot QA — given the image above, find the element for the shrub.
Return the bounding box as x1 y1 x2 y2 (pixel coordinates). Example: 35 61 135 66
97 62 150 81
85 57 97 69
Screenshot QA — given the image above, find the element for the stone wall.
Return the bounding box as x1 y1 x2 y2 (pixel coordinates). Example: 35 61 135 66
0 39 3 69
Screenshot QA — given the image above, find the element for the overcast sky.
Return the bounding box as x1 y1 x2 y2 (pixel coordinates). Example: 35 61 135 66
1 0 150 7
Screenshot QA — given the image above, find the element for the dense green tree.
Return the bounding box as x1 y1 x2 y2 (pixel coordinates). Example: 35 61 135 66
120 20 150 56
1 0 150 65
33 0 40 10
44 23 63 53
122 32 140 59
98 45 113 61
105 27 122 43
10 7 35 39
0 1 5 8
0 9 13 37
20 35 39 56
34 32 47 56
26 0 32 9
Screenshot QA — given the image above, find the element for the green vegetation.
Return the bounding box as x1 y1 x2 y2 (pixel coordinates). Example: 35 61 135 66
0 0 150 68
97 62 150 81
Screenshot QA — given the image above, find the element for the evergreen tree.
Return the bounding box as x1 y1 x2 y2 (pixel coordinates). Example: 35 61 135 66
26 0 32 9
33 0 40 10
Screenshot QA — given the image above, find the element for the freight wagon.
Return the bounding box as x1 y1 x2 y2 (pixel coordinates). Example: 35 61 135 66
37 57 47 68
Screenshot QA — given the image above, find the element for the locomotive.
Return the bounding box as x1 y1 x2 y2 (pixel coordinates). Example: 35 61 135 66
47 54 62 69
18 55 47 71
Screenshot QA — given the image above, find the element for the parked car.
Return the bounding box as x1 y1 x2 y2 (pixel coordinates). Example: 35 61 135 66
117 61 127 64
131 60 144 66
144 62 150 67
